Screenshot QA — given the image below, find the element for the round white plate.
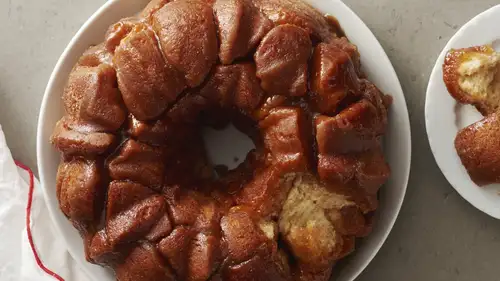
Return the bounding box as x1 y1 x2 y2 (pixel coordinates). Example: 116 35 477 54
426 5 500 219
36 0 411 280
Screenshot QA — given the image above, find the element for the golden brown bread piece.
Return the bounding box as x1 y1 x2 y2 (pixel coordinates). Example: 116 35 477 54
107 139 166 189
151 0 218 87
315 98 386 154
146 213 173 242
50 0 393 280
455 112 500 186
317 146 390 197
259 107 311 172
105 181 156 222
157 226 197 278
78 43 113 67
234 166 296 218
199 63 265 117
253 95 288 121
213 0 272 64
106 195 167 247
253 0 339 41
279 174 370 272
115 243 176 281
311 38 362 114
220 207 291 281
56 159 105 234
88 229 120 265
51 116 116 157
114 22 186 120
62 63 126 131
443 45 500 115
104 18 142 54
255 24 312 97
159 187 226 280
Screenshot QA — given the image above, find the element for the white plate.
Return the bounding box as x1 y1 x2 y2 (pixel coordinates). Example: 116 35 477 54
36 0 411 280
426 5 500 219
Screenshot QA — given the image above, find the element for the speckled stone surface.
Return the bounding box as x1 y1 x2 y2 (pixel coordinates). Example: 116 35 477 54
1 0 499 280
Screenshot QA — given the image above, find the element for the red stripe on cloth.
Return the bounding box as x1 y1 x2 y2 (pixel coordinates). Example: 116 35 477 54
15 160 65 281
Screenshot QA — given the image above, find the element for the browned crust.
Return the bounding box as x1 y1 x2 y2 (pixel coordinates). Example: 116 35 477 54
454 112 500 186
442 45 495 115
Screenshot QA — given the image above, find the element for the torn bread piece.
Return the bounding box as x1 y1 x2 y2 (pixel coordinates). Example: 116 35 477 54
443 44 500 115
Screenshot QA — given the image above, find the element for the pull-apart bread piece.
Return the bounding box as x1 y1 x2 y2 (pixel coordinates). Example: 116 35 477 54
443 45 500 185
455 112 500 186
443 45 500 115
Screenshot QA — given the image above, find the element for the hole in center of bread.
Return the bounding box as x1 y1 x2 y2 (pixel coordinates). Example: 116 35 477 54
203 123 255 172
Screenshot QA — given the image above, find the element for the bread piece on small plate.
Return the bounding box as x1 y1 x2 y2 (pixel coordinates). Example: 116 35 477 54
455 112 500 186
443 45 500 115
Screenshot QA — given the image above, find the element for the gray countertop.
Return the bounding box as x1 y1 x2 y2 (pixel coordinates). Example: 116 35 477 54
1 0 499 280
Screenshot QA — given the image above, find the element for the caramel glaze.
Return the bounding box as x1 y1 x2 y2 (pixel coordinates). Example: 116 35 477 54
50 0 392 280
325 15 346 38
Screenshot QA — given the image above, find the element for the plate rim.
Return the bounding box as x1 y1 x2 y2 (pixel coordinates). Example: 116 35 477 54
425 4 500 219
36 0 130 280
36 0 412 280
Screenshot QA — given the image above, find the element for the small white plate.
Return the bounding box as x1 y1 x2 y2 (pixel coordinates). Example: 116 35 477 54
426 5 500 219
37 0 411 280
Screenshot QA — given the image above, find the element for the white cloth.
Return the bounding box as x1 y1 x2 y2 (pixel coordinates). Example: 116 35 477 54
0 125 90 281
